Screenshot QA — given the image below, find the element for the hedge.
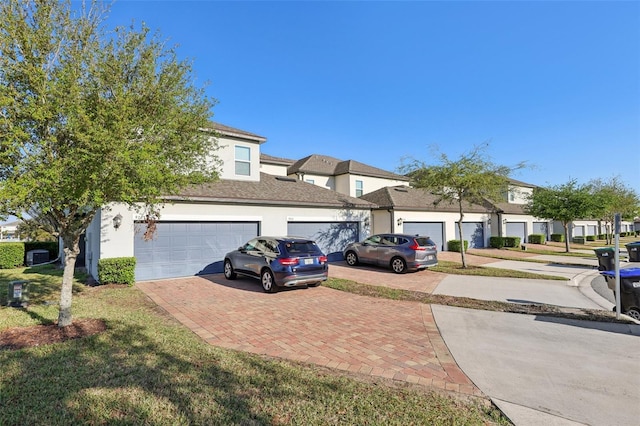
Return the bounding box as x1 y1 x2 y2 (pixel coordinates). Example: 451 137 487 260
586 235 596 241
0 242 25 269
447 239 469 252
489 236 504 249
572 236 585 244
550 233 564 242
527 234 545 244
503 236 521 248
98 257 136 286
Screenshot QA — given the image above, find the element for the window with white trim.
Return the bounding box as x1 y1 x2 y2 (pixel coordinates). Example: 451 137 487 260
235 146 251 176
355 180 364 197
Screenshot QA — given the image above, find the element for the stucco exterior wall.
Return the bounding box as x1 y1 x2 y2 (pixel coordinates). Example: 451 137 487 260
371 209 492 249
90 202 371 279
291 173 335 190
215 135 261 181
508 185 533 204
259 163 288 176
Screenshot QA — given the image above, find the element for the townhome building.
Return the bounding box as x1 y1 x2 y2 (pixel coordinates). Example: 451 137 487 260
81 122 634 283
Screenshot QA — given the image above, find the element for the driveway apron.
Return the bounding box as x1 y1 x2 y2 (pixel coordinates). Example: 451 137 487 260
136 275 481 397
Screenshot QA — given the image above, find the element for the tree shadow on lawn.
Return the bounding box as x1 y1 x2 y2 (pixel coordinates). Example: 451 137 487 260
0 265 88 305
0 318 275 425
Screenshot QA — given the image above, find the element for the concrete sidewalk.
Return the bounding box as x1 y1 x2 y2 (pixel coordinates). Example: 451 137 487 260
432 304 640 425
430 253 640 425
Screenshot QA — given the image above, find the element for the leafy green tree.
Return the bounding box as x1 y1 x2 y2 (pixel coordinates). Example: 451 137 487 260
403 144 524 267
0 0 219 327
589 177 639 244
525 180 596 252
16 218 56 242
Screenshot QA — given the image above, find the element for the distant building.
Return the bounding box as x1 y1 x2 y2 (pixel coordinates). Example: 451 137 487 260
0 221 20 240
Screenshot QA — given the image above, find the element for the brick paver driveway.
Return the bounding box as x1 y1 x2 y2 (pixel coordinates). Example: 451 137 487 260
137 272 482 397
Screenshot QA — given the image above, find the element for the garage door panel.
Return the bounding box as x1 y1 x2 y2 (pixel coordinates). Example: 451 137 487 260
288 222 359 261
506 222 526 243
455 222 485 248
134 221 259 281
533 222 549 240
402 222 445 251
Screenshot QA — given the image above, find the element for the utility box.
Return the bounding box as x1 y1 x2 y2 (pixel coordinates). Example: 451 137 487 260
7 280 29 307
26 249 50 266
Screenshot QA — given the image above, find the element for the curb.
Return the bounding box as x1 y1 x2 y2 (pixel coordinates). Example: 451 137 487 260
574 269 614 310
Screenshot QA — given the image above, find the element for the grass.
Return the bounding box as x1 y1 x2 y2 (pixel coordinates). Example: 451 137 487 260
431 260 568 280
323 278 625 323
0 266 508 425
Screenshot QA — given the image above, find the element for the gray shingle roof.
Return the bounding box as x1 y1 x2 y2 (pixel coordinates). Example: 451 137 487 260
491 201 529 214
207 122 267 143
508 177 537 188
260 153 295 166
287 154 409 181
165 173 376 209
361 186 491 213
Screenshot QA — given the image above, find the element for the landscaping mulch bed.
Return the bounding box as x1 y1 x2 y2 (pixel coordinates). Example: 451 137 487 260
0 318 106 351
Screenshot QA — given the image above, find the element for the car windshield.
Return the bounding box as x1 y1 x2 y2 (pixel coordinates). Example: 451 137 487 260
284 241 320 254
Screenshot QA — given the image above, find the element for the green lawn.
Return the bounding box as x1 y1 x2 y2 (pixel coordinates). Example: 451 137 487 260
0 266 508 425
431 260 568 280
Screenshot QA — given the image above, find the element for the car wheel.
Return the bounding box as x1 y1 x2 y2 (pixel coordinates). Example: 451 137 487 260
345 251 359 266
391 257 407 274
261 269 277 293
223 259 236 280
624 308 640 321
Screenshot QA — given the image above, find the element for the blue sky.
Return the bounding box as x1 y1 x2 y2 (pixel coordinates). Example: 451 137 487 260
109 1 638 192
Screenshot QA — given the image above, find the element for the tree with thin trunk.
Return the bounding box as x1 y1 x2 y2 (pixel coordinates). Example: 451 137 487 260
0 0 219 327
402 144 525 268
589 177 639 244
525 180 596 252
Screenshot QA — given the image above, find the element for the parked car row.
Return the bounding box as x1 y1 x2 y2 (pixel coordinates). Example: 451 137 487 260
224 234 439 292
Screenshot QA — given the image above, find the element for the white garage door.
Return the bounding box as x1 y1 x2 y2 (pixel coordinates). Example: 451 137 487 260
134 221 259 281
455 222 485 248
402 222 445 251
287 222 359 261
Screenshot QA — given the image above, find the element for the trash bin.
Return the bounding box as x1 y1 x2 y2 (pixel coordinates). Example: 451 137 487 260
26 249 50 266
7 280 29 308
594 247 616 271
625 242 640 262
600 268 640 320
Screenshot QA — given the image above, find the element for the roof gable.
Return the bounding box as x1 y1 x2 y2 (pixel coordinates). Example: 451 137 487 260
287 154 408 181
361 186 490 213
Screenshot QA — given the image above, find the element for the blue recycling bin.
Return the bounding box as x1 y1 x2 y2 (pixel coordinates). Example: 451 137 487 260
600 268 640 320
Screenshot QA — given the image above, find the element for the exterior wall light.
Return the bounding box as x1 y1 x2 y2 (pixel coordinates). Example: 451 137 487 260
113 213 123 230
502 218 508 225
397 218 403 226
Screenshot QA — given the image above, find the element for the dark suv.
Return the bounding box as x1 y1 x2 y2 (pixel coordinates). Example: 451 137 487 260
224 237 328 292
343 233 438 273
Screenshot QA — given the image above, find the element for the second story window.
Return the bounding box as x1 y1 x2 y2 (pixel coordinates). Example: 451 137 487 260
235 146 251 176
355 180 364 197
